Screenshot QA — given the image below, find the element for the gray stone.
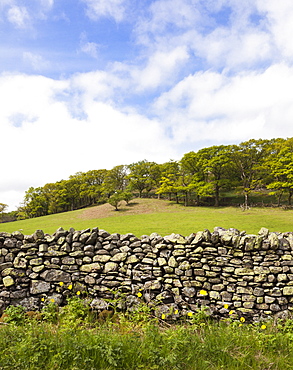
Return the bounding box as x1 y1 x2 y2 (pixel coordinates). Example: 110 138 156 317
30 280 51 294
80 263 101 273
40 269 71 282
103 262 118 273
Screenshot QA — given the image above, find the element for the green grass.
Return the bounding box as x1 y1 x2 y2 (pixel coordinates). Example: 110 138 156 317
1 309 293 370
1 199 293 236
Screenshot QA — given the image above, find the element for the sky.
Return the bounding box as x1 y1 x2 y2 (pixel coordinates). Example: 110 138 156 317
1 0 293 211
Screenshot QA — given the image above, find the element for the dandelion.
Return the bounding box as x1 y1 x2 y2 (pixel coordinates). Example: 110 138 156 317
187 312 193 317
161 314 166 320
137 292 142 298
261 324 267 330
68 284 73 290
229 310 234 315
240 317 245 323
76 291 81 296
50 298 55 303
199 289 208 296
223 304 229 309
59 282 64 287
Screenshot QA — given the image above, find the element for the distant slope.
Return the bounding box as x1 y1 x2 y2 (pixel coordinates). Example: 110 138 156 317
1 198 293 236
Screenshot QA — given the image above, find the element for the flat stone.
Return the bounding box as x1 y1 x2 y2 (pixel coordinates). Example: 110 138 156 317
283 286 293 295
3 276 14 287
40 269 71 282
110 252 127 262
103 262 118 273
30 280 51 294
80 263 101 273
235 268 254 276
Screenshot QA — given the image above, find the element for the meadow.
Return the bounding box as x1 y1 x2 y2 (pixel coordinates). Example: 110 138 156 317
1 198 293 236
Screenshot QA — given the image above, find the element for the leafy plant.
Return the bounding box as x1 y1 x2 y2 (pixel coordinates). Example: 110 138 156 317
3 305 26 325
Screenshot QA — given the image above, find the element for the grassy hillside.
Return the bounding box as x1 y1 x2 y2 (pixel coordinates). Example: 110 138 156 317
1 198 293 236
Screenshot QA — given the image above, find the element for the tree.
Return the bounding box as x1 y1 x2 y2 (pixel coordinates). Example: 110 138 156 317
128 160 161 197
108 191 125 211
0 203 8 222
157 161 181 202
196 145 233 206
266 141 293 205
229 139 271 209
23 187 48 218
104 165 128 197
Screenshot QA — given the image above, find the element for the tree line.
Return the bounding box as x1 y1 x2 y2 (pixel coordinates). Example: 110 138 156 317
9 137 293 219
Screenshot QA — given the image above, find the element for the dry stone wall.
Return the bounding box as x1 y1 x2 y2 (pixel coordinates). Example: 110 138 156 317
1 226 293 321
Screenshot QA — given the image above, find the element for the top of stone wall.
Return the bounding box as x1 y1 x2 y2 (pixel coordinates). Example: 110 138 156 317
0 226 292 252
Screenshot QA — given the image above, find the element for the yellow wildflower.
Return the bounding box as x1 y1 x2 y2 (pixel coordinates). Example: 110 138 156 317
41 297 45 302
59 282 64 287
76 291 81 296
240 317 245 323
199 290 208 296
187 312 193 317
137 292 142 298
229 310 234 315
261 324 267 330
50 298 55 303
68 284 73 290
175 309 179 315
239 323 243 327
223 304 229 309
161 314 166 320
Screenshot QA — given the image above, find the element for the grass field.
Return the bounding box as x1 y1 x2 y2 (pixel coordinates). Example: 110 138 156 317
1 297 293 370
1 198 293 236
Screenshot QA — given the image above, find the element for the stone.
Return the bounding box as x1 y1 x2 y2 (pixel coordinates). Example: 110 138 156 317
80 263 101 273
168 256 178 268
3 276 14 287
209 291 221 300
30 280 51 294
283 286 293 295
235 268 254 276
40 269 71 282
111 252 128 262
33 230 45 240
125 255 140 264
103 262 118 273
182 287 196 297
236 286 253 295
13 256 27 269
30 258 43 266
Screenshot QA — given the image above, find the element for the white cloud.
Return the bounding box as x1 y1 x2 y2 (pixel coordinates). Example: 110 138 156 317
7 5 30 28
79 32 100 59
153 63 293 145
256 0 293 59
23 52 51 71
0 72 177 211
81 0 127 22
130 46 190 91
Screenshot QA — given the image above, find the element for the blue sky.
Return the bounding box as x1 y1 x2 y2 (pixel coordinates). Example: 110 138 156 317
1 0 293 211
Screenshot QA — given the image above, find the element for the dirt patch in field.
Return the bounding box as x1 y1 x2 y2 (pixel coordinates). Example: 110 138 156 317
79 198 180 220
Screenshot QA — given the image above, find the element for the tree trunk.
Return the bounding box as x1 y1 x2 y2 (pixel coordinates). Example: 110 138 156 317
214 185 220 207
288 189 293 205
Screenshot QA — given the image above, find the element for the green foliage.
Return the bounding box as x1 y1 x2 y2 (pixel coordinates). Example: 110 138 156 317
2 313 293 369
108 191 126 211
3 305 26 325
59 296 90 327
41 301 59 324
